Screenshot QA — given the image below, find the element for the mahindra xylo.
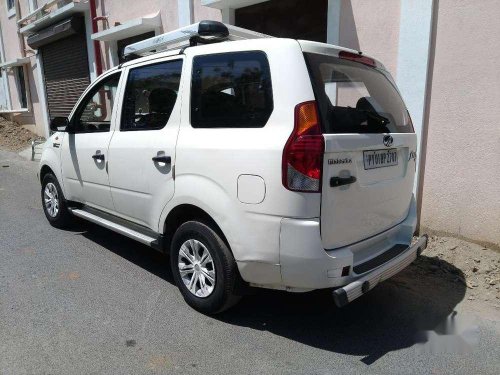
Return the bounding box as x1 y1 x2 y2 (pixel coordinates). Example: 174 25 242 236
39 21 427 313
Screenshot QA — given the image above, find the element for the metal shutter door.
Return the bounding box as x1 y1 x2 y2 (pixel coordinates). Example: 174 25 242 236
41 32 90 120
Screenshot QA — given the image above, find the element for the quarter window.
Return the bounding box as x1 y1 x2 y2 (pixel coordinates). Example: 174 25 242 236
72 73 121 133
121 60 183 131
191 51 273 128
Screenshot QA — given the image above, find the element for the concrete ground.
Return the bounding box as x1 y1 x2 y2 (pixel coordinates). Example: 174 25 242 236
1 149 499 375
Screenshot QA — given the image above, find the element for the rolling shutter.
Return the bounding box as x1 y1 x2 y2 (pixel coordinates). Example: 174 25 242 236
41 31 90 120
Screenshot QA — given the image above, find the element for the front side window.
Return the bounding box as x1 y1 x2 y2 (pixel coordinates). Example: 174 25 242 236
72 73 121 133
121 60 183 131
191 51 273 128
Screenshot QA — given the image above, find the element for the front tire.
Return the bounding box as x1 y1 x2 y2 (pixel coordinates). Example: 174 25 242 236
170 221 241 314
41 173 72 228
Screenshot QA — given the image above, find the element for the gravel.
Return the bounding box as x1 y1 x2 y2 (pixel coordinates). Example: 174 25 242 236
419 235 500 312
0 116 44 151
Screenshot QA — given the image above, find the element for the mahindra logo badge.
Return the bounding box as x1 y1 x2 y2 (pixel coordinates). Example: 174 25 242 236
383 135 394 147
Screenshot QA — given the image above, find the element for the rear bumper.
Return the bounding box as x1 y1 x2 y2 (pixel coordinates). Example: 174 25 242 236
332 235 428 307
279 198 418 290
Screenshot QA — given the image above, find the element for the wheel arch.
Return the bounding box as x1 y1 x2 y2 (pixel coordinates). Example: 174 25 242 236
163 204 230 252
39 146 64 192
39 164 55 183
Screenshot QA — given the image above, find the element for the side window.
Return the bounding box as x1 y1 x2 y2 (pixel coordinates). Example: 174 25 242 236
72 73 121 133
191 51 273 128
121 60 183 131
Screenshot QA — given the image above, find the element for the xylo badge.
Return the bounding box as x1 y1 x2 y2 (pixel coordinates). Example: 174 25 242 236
328 158 352 165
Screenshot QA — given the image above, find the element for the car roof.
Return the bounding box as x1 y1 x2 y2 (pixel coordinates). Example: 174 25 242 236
117 37 383 71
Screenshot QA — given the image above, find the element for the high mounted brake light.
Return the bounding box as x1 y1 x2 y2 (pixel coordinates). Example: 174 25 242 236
339 51 377 68
282 101 324 193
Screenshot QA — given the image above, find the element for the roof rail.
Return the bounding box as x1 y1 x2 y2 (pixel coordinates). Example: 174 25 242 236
123 20 270 59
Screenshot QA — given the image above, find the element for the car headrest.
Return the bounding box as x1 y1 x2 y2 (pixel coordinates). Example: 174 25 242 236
356 96 376 112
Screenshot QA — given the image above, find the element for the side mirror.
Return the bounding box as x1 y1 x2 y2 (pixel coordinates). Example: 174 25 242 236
49 117 69 132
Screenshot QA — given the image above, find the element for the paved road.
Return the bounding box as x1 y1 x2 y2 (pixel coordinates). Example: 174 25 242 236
1 149 499 375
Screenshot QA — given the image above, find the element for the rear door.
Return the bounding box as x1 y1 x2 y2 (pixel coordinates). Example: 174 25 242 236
304 51 417 249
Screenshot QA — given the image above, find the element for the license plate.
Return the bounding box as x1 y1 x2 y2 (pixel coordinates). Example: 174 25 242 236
363 149 398 170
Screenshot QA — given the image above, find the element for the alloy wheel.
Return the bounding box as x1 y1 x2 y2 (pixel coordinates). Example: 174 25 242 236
43 182 59 217
177 239 216 298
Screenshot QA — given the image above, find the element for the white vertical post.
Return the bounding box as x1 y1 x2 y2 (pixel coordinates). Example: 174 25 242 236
35 52 50 137
84 10 97 81
326 0 341 104
178 0 194 27
396 0 434 195
0 21 12 111
108 42 119 68
327 0 341 44
221 7 235 24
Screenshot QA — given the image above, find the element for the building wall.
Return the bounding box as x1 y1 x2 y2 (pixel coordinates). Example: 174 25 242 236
420 0 500 247
0 0 50 136
93 0 220 71
193 0 221 23
0 0 220 136
339 0 401 77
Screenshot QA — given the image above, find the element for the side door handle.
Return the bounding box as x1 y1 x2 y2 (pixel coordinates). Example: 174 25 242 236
92 153 105 161
152 155 171 164
330 176 357 187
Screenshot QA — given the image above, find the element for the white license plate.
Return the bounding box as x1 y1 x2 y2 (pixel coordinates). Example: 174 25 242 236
363 149 398 170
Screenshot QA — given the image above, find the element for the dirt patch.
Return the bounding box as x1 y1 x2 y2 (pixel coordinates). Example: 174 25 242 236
415 235 500 312
0 116 44 151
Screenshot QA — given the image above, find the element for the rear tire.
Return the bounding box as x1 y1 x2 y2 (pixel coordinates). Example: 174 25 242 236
41 173 72 228
170 221 241 314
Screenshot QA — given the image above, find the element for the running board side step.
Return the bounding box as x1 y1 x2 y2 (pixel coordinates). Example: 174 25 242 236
69 208 165 251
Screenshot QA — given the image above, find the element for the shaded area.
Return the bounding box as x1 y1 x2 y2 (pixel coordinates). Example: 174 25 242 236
69 218 467 365
235 0 328 42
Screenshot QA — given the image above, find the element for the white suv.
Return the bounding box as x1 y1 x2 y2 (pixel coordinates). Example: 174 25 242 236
39 21 427 314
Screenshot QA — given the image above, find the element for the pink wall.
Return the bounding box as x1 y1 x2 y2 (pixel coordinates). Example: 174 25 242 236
421 0 500 247
94 0 220 71
339 0 401 78
96 0 176 34
193 0 222 23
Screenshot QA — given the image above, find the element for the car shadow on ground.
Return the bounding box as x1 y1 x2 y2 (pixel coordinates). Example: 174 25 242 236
73 220 466 365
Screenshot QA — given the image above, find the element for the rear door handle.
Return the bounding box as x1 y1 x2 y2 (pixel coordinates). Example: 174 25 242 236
152 155 171 164
92 153 105 161
330 176 357 187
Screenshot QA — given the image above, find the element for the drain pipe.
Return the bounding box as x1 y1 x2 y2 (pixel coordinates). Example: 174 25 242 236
89 0 103 76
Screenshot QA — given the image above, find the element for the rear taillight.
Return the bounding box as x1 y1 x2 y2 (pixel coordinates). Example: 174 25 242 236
282 101 325 192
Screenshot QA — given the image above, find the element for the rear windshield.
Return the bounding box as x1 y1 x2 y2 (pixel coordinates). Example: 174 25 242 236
304 53 413 134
